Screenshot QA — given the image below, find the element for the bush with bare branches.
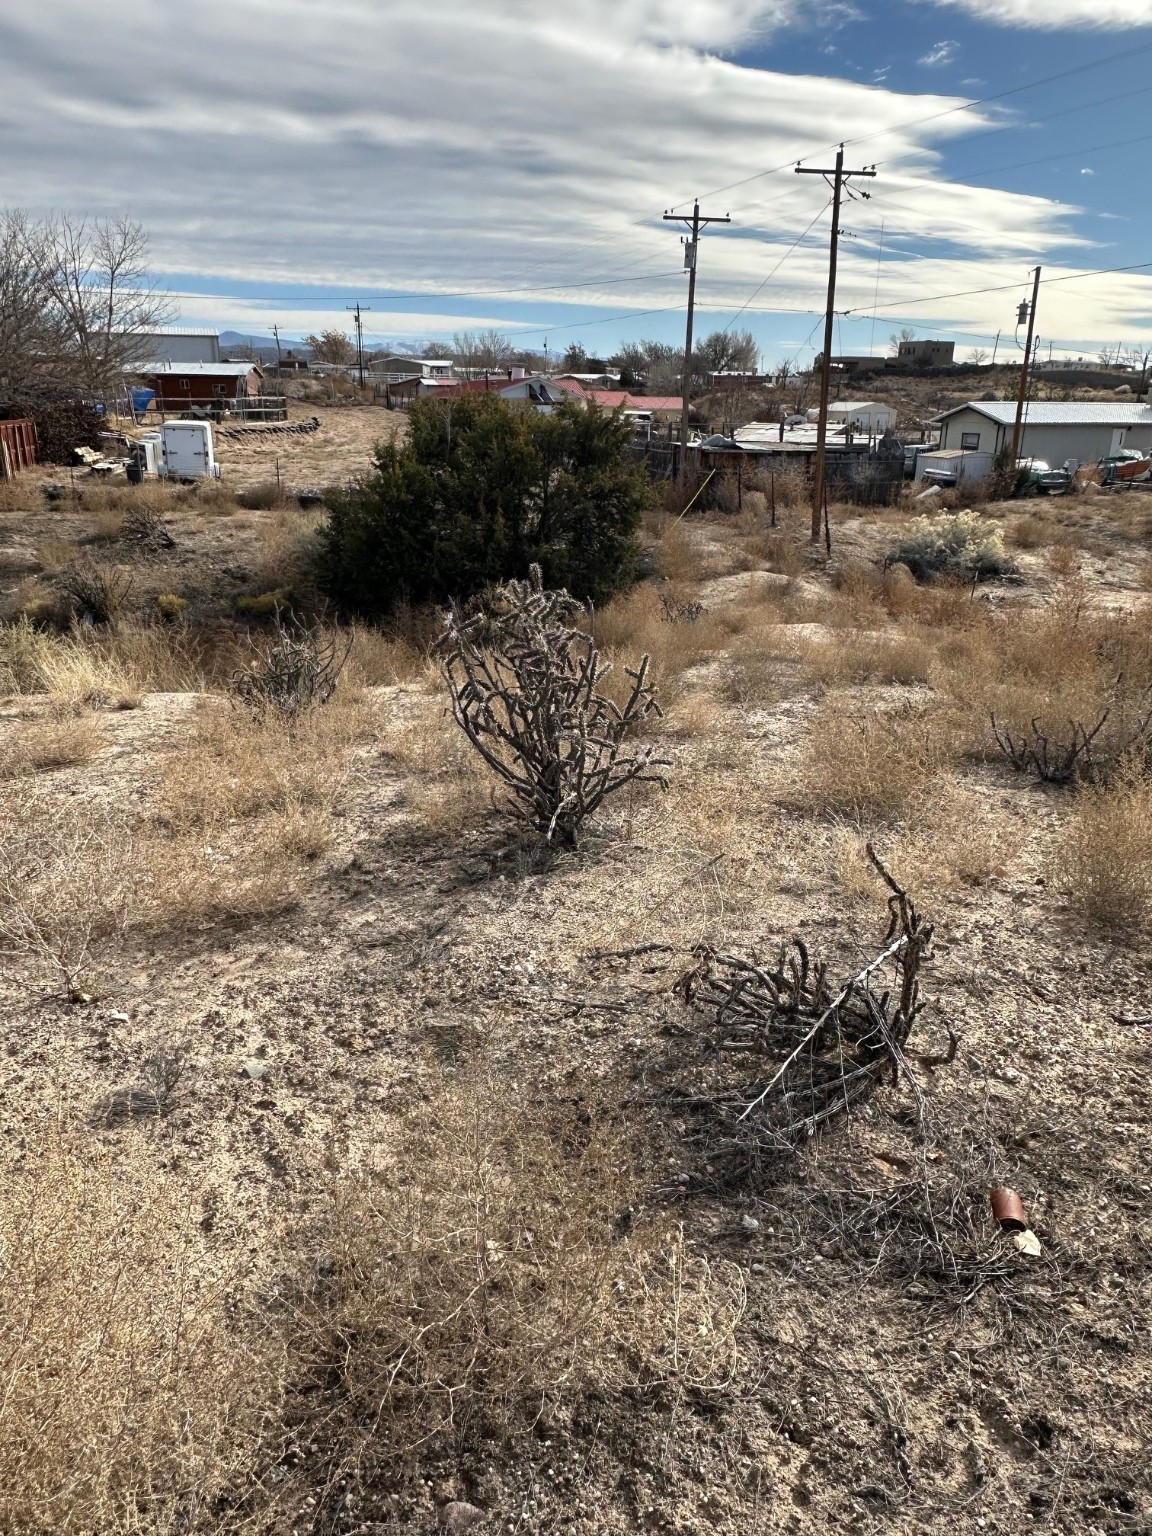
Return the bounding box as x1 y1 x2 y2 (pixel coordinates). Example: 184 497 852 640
438 568 670 846
230 608 352 722
677 850 940 1158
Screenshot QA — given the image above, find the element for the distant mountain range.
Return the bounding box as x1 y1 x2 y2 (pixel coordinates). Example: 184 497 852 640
218 330 312 363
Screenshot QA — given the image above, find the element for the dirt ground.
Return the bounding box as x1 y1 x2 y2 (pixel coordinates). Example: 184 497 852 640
207 401 404 492
0 484 1150 1535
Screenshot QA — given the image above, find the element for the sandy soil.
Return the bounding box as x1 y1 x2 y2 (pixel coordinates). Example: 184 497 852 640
0 494 1150 1533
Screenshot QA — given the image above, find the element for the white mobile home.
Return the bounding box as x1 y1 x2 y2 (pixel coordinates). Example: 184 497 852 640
934 399 1152 466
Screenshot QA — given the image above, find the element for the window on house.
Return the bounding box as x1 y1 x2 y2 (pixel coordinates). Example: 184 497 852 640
961 431 981 450
179 378 189 390
213 384 227 396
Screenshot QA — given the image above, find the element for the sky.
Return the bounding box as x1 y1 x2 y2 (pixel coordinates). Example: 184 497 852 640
1 0 1151 366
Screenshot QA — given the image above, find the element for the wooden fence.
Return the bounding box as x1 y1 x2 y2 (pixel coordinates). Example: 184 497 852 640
0 418 37 478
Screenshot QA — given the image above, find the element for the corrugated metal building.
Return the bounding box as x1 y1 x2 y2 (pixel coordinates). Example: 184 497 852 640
135 328 221 365
935 399 1152 465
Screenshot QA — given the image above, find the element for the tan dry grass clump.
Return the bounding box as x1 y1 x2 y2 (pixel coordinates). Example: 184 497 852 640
594 583 725 704
158 689 371 833
799 697 961 823
0 710 105 779
0 1132 281 1535
931 573 1152 773
385 695 491 835
291 1077 745 1476
0 792 135 997
1056 765 1152 933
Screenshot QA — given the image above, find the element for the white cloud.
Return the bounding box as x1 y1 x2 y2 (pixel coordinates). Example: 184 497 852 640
919 39 960 65
0 0 1145 350
918 0 1152 27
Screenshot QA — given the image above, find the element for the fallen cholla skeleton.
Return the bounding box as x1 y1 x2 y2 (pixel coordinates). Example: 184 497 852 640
438 567 670 847
677 846 937 1153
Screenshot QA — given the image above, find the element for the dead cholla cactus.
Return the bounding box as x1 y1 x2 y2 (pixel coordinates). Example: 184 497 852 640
230 607 352 722
438 567 670 847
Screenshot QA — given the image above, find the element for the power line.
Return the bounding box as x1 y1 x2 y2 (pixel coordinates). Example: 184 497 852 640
668 37 1152 212
845 257 1152 317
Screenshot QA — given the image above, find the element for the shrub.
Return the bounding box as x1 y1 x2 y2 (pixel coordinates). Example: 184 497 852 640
319 394 651 618
439 569 669 847
0 616 53 692
1057 765 1152 933
230 608 352 722
236 479 291 510
154 592 188 621
58 561 133 625
886 512 1016 584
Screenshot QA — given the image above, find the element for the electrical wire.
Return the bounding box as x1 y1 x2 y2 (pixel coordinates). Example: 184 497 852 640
844 257 1152 320
667 37 1152 211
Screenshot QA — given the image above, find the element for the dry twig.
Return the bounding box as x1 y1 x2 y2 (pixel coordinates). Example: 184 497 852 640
677 847 933 1153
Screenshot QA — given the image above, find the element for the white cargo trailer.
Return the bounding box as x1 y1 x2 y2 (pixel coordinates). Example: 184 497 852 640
160 421 221 480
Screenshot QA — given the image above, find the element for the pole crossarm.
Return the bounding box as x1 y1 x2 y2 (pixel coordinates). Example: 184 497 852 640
1011 267 1042 467
796 148 876 541
663 200 731 482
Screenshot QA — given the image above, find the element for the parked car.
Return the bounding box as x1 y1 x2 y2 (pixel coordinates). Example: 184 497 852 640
1099 449 1151 485
1017 458 1072 495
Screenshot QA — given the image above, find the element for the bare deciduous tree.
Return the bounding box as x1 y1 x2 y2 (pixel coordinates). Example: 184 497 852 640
40 214 172 392
0 209 171 406
452 328 514 375
302 328 356 365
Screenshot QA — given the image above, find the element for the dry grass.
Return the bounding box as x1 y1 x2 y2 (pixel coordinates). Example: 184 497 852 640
157 691 371 833
0 793 136 997
386 696 491 835
798 627 935 688
798 696 961 823
928 573 1152 771
291 1076 745 1480
594 583 725 704
346 625 427 686
0 710 105 779
1056 765 1152 933
0 1130 282 1536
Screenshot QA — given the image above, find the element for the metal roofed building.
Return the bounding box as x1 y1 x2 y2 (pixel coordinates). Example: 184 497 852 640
135 328 221 365
136 360 264 408
935 398 1152 465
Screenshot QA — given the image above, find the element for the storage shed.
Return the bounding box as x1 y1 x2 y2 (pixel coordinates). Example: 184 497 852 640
825 400 896 433
934 399 1152 466
140 361 263 408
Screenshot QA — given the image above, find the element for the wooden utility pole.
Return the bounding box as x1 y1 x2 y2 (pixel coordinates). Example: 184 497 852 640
1010 267 1041 466
664 199 731 481
272 322 282 370
796 147 876 540
346 301 371 389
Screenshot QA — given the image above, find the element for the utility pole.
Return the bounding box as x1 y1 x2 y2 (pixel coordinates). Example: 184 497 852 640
796 147 876 541
346 301 370 389
272 322 282 370
1010 267 1041 466
991 329 1001 367
664 199 731 481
